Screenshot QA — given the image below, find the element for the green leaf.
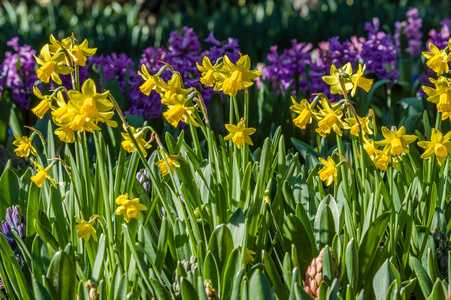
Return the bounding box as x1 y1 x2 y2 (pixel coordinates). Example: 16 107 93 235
263 250 288 299
204 251 220 297
345 238 358 291
208 224 234 279
428 279 447 300
32 235 51 283
175 218 191 261
227 208 245 249
315 203 335 249
150 279 171 300
358 212 390 284
156 217 169 273
91 234 106 284
248 269 273 300
32 276 53 300
26 183 39 237
181 277 198 300
410 256 433 298
77 281 90 300
373 259 399 300
0 168 20 218
34 219 59 253
46 250 76 300
222 248 242 300
282 214 314 279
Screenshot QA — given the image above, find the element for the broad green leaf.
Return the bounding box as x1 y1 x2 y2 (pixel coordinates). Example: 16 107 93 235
358 212 390 284
263 250 288 300
91 234 106 284
248 269 273 300
204 252 220 298
208 224 234 279
410 256 433 298
0 168 20 218
46 250 76 300
282 214 314 279
222 248 242 300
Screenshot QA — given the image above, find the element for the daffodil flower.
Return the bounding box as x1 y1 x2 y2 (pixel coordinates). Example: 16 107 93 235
49 34 97 67
372 149 400 171
138 64 162 96
121 125 151 157
162 93 199 128
74 216 98 243
115 195 147 223
32 87 55 119
61 79 117 132
197 56 220 87
34 44 73 84
245 249 256 265
214 55 261 97
30 159 57 188
350 64 373 97
314 99 349 137
345 115 373 137
224 120 256 149
322 63 353 95
290 97 315 129
422 76 451 114
318 156 337 186
375 126 417 156
158 73 192 100
422 41 451 75
13 132 38 158
155 152 181 177
417 129 451 166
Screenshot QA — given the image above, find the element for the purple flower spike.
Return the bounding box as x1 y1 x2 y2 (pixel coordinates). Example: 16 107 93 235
1 221 11 236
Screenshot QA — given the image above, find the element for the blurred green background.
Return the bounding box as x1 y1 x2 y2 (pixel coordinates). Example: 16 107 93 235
1 0 449 63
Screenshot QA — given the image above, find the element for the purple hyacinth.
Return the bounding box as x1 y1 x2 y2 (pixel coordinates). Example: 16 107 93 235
394 8 423 56
261 40 312 96
1 205 26 263
0 37 37 109
427 19 451 51
361 18 398 81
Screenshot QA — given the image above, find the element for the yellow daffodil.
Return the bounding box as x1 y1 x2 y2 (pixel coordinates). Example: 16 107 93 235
51 91 69 122
375 126 417 156
372 149 400 171
214 55 261 96
158 73 192 100
30 159 57 188
32 87 55 119
318 156 337 186
62 79 117 132
162 93 199 127
422 77 451 114
322 63 353 95
351 64 373 97
345 115 373 136
314 99 350 137
13 132 38 158
74 216 98 243
197 56 220 87
115 195 147 223
422 42 451 75
361 136 377 157
224 120 256 149
49 34 97 67
417 129 451 165
155 152 181 177
54 120 76 143
290 97 315 129
245 249 256 265
121 125 151 157
372 149 390 171
138 64 162 96
34 44 73 84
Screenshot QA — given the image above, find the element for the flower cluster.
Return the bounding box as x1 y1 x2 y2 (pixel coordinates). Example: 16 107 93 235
0 38 37 109
128 28 241 121
394 8 423 56
1 205 26 264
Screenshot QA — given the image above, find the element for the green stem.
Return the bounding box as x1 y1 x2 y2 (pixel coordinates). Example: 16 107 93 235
336 134 351 201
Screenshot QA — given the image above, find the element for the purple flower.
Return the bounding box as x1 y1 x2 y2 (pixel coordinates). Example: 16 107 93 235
0 37 37 109
361 18 398 81
394 8 423 56
261 40 312 96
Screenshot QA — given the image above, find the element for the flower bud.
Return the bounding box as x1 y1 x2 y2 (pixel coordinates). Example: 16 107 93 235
17 224 25 238
1 221 11 236
5 208 12 224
